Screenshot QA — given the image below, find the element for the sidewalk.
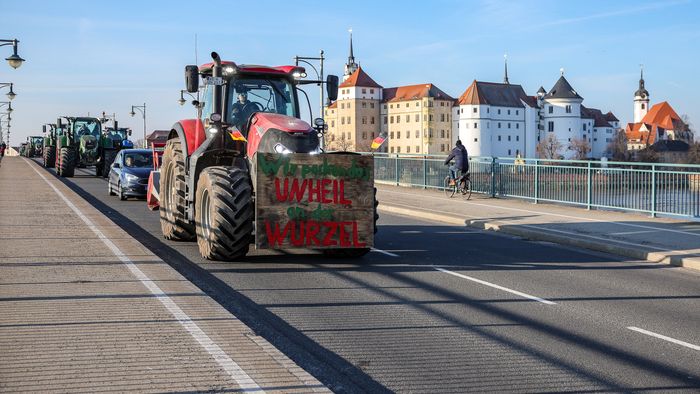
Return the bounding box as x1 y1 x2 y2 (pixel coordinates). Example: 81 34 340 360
377 184 700 271
0 157 328 393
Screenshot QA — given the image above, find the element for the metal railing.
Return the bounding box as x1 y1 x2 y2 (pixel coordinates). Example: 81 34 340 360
369 153 700 219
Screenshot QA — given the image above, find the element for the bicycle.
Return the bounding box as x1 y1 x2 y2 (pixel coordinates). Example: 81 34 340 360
444 172 471 199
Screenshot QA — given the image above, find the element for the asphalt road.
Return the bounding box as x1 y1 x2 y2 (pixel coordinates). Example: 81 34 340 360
36 160 700 393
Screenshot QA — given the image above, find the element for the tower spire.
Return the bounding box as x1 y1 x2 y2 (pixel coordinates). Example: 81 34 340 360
349 29 354 63
503 54 509 84
343 28 359 80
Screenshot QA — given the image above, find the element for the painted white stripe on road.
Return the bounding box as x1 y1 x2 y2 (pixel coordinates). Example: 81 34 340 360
611 230 657 236
627 326 700 351
434 267 556 305
25 159 263 392
371 248 400 257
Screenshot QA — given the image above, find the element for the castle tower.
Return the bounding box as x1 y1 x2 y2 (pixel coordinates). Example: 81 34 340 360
633 65 650 123
343 29 359 81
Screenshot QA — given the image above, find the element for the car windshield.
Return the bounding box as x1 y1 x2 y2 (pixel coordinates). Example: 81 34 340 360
123 152 153 168
227 77 297 127
73 120 101 139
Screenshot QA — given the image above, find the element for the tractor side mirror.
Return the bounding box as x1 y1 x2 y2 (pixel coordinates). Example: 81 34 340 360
185 65 199 93
326 75 339 102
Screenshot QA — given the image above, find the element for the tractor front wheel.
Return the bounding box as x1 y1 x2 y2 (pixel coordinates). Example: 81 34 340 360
58 147 75 178
195 167 253 261
159 138 195 241
43 146 55 168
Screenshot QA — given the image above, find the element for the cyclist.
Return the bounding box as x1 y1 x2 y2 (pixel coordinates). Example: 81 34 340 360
444 140 469 185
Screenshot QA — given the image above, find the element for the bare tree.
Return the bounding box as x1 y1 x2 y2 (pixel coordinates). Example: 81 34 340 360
568 137 591 160
607 130 629 161
686 142 700 164
637 148 659 163
536 134 563 159
328 132 353 152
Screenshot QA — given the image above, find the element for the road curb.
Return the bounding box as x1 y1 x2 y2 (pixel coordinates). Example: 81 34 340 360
379 203 700 271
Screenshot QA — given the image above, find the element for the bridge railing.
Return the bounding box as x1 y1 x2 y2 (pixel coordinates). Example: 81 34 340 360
367 153 700 219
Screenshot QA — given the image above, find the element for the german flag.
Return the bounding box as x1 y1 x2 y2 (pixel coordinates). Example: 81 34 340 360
229 129 247 142
370 134 387 150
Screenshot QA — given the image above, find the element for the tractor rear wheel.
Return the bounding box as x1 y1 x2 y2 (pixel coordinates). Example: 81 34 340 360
159 138 195 241
195 167 253 261
43 146 55 168
59 147 75 178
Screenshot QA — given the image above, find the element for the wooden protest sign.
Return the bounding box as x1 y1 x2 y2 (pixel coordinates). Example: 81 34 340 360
255 153 374 249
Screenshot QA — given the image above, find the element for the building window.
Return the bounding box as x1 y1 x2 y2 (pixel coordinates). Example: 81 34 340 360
397 116 400 124
498 135 502 141
508 136 511 141
460 108 464 114
548 121 554 132
370 89 374 94
415 130 419 138
566 105 572 113
508 123 511 129
362 88 366 94
383 104 387 109
516 136 519 141
362 102 367 108
371 117 375 124
641 103 645 109
474 138 478 142
487 108 490 113
474 123 478 129
516 110 519 115
516 123 519 129
331 120 335 127
390 147 394 153
406 115 410 122
429 114 434 121
583 123 587 131
415 114 420 122
498 109 501 114
407 146 411 153
508 149 512 155
397 131 401 139
440 102 445 107
441 113 446 122
441 144 444 151
341 117 345 125
507 109 511 115
498 122 502 128
370 102 375 108
390 104 393 109
594 138 598 142
390 132 394 139
397 147 401 153
473 107 477 113
548 105 553 114
429 129 433 138
362 132 367 139
441 130 445 138
390 116 394 124
406 103 409 108
341 103 345 109
416 102 420 107
383 116 387 125
362 117 367 125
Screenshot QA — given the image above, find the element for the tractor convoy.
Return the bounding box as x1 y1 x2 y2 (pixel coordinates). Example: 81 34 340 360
27 52 377 262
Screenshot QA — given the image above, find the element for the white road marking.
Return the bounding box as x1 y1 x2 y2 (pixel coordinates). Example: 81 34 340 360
611 230 657 235
434 267 556 305
371 248 400 257
627 326 700 351
381 189 700 238
25 159 263 392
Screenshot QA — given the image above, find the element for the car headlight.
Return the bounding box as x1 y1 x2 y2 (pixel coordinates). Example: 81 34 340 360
274 143 291 154
124 173 140 182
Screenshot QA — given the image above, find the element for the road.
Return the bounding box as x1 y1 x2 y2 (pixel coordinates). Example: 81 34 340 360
35 159 700 393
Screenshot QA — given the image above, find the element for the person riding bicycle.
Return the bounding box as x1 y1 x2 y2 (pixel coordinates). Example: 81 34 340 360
444 140 469 185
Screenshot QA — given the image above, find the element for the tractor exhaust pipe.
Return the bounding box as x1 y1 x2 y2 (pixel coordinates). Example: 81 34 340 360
211 52 223 118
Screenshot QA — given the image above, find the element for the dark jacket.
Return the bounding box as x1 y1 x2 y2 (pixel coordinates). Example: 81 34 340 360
444 145 469 171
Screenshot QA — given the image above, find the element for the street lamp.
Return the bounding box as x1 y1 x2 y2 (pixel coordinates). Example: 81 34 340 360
0 102 12 113
130 103 146 147
0 83 16 100
0 39 25 69
178 89 198 106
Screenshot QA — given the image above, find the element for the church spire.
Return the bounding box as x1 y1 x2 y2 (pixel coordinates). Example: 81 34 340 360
343 28 359 80
503 54 509 84
635 64 649 98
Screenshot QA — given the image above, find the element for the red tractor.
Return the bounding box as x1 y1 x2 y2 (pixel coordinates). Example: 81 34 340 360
157 52 377 260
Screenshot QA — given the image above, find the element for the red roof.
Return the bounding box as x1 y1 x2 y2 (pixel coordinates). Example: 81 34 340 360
382 83 453 103
625 102 686 146
327 101 337 109
339 66 382 89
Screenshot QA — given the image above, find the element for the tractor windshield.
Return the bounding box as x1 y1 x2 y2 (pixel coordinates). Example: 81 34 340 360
32 137 43 145
73 120 101 139
227 77 297 127
107 128 129 139
123 152 153 168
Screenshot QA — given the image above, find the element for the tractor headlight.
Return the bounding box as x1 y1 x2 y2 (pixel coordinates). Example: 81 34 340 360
309 146 322 155
274 143 291 154
207 127 219 136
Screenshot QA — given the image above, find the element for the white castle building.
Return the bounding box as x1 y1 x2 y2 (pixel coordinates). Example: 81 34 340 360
453 64 619 159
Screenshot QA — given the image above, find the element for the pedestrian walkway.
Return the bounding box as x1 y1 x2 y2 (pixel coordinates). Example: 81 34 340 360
377 184 700 271
0 157 328 393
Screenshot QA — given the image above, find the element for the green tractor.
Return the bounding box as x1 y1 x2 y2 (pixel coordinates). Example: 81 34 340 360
96 120 134 177
25 135 44 158
55 116 102 177
42 123 64 168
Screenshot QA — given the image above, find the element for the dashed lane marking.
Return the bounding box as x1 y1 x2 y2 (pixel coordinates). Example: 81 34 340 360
434 266 557 305
25 158 264 392
627 326 700 351
371 248 400 257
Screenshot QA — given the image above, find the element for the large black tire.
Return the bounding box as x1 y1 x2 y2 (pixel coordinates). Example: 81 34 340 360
159 138 195 241
195 167 254 260
102 149 118 178
43 146 55 168
58 147 75 178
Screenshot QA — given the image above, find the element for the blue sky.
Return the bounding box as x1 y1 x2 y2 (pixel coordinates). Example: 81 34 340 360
2 0 699 145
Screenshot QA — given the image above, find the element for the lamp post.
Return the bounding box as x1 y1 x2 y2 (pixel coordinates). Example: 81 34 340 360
178 90 202 118
0 83 16 100
294 50 325 146
129 103 146 147
0 112 10 144
0 39 25 69
0 102 12 113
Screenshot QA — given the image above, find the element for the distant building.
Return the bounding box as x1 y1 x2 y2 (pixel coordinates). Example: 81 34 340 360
625 69 692 154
